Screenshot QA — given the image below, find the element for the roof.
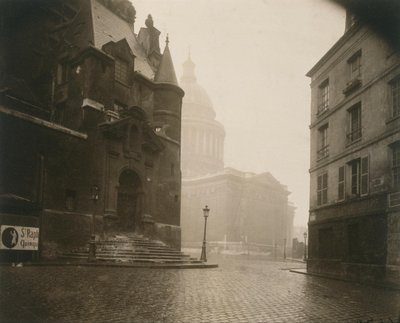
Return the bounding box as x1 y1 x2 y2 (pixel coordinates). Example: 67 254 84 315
180 56 216 120
183 167 289 193
154 42 178 85
91 0 155 79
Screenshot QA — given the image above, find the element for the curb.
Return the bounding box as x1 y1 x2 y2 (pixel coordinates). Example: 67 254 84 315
290 268 400 291
0 261 218 269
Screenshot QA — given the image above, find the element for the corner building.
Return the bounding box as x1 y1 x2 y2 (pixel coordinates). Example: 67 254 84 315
307 12 400 286
180 56 294 249
0 0 184 260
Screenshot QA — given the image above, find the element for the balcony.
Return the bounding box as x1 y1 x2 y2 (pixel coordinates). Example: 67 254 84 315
343 77 362 96
105 110 120 122
317 103 329 116
317 145 329 161
346 128 361 145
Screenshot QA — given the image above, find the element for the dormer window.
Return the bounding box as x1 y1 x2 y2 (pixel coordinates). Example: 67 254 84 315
115 58 128 84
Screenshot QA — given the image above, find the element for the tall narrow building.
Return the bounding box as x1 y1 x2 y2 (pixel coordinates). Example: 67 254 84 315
307 9 400 286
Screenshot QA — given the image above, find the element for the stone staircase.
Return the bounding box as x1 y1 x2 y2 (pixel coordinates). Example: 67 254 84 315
60 234 203 265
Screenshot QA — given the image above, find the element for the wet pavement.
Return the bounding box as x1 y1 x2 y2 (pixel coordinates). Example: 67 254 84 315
0 255 399 322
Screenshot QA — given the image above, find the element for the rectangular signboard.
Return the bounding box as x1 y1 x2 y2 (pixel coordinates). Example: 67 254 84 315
0 225 39 251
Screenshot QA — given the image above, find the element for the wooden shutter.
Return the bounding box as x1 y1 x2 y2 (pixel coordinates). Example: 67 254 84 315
360 156 369 195
338 166 345 200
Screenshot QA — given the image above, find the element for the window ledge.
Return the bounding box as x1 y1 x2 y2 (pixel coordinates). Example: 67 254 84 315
115 79 130 88
386 114 400 125
345 136 362 147
317 107 329 117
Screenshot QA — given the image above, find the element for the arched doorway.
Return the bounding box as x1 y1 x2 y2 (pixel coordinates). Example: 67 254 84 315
117 169 142 232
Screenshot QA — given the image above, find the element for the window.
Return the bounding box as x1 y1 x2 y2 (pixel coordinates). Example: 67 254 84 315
56 63 68 85
318 79 329 114
391 78 400 117
317 172 328 206
115 58 128 84
347 103 362 144
338 166 345 201
317 124 329 160
393 145 400 191
348 156 369 196
349 52 361 80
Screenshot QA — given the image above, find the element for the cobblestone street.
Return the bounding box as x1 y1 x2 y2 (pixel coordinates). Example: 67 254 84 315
0 256 399 323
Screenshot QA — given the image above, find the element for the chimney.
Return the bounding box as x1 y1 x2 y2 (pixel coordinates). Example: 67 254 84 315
138 15 161 56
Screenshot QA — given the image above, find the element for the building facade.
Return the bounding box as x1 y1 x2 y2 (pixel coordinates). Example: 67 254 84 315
0 0 184 260
180 56 294 251
307 12 400 286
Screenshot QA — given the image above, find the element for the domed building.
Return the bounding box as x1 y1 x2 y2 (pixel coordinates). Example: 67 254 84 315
180 56 294 252
180 55 225 178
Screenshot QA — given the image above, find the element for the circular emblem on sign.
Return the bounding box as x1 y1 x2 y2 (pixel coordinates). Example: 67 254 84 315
2 227 18 249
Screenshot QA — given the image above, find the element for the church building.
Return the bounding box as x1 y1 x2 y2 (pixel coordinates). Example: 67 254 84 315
0 0 184 260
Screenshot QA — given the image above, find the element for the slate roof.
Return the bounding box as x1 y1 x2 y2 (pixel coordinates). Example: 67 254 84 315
154 43 178 85
90 0 155 79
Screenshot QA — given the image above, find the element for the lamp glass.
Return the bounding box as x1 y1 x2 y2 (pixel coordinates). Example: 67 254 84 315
203 205 210 217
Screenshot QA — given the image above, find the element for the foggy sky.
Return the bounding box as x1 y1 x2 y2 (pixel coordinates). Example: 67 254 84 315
133 0 346 226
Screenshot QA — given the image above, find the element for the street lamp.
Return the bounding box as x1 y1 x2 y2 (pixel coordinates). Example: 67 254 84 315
283 238 287 260
200 205 210 262
88 185 99 262
303 231 308 262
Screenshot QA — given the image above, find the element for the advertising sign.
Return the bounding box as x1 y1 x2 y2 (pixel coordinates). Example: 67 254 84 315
0 225 39 251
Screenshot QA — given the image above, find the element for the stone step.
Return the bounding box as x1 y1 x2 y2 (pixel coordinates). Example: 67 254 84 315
61 235 200 265
74 247 186 256
63 252 191 260
59 254 201 264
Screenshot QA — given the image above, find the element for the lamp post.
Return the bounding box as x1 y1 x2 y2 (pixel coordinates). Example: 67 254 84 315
283 238 287 260
88 185 99 262
200 205 210 262
303 231 308 262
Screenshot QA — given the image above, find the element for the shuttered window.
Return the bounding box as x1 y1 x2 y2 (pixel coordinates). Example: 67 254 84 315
393 146 400 191
317 172 328 206
360 156 369 195
338 166 345 201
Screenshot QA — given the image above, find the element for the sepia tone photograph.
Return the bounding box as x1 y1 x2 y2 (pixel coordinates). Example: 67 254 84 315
0 0 399 322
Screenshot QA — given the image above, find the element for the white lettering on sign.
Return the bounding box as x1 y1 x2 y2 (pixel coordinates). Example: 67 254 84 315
0 225 39 251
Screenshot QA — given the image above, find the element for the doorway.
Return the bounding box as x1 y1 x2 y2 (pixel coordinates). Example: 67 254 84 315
117 169 142 232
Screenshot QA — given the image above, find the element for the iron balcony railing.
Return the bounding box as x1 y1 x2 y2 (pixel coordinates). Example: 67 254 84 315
317 103 329 116
346 128 362 145
317 145 329 160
